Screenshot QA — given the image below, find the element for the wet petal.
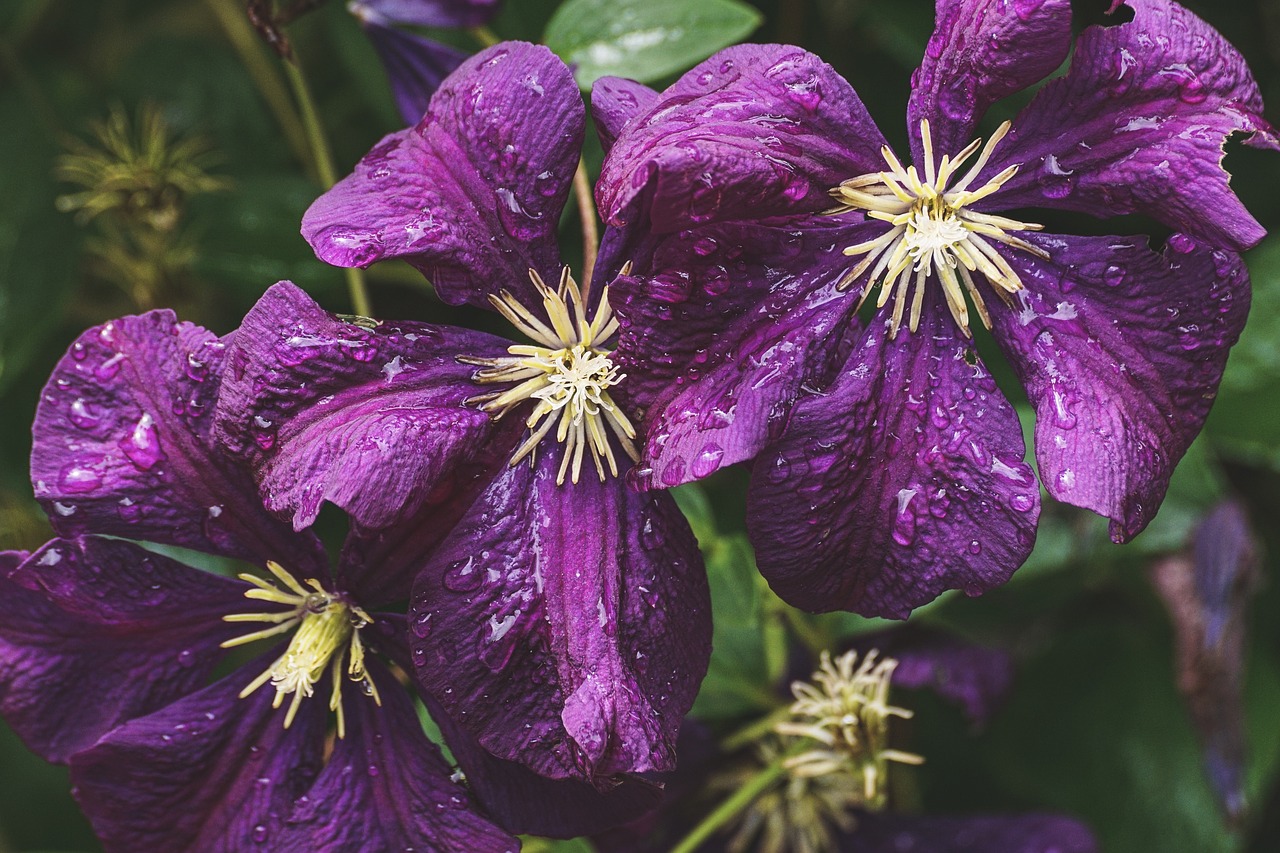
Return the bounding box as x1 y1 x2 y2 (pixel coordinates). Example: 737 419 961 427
357 10 469 126
69 659 328 853
215 281 509 532
906 0 1072 159
356 0 501 28
591 77 659 154
30 310 321 568
847 812 1098 852
993 0 1278 252
612 218 865 487
302 43 582 308
280 664 518 852
598 44 888 233
409 453 710 783
747 298 1038 618
426 692 663 838
0 537 252 763
990 233 1248 541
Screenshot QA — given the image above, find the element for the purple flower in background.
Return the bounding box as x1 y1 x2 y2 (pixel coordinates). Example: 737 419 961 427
353 3 471 126
351 0 505 125
271 42 712 786
597 0 1276 618
360 0 501 28
0 305 661 848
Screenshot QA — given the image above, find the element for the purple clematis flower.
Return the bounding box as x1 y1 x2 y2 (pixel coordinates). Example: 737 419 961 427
0 304 661 849
263 42 712 787
596 0 1276 618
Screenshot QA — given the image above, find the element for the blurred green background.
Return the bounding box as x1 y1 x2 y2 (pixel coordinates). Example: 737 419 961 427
2 0 1280 851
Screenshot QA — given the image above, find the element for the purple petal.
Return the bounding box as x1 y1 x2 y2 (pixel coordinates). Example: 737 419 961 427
280 665 519 852
426 693 663 838
591 77 659 154
0 550 27 573
847 812 1098 853
356 0 501 28
30 309 324 569
906 0 1072 159
0 537 254 763
598 44 887 233
69 660 328 853
357 11 470 126
302 43 582 308
410 453 710 783
747 298 1038 618
1150 500 1260 822
990 233 1248 541
992 0 1278 252
850 627 1014 727
612 217 867 487
215 281 509 533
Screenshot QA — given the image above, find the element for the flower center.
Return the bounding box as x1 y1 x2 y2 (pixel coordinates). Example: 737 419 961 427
461 267 639 485
776 649 923 809
222 561 379 738
829 119 1048 338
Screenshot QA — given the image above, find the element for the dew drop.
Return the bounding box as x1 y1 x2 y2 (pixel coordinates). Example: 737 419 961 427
95 352 125 381
442 558 482 592
58 463 102 494
69 398 101 430
1010 493 1036 513
412 611 433 639
690 443 724 479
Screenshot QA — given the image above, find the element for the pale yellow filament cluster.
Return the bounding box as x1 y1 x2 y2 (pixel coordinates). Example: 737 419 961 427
776 649 923 810
462 267 638 485
829 120 1048 337
222 560 379 738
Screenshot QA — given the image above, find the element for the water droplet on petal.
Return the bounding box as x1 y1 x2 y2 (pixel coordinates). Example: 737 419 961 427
120 413 163 470
69 399 101 430
58 463 102 493
690 443 724 478
442 558 482 592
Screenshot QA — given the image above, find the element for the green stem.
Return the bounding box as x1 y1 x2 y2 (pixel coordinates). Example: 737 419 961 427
468 25 502 47
721 704 793 753
573 158 599 298
283 55 372 316
204 0 311 170
670 757 790 853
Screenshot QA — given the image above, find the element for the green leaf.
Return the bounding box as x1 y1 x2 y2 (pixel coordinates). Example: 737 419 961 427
692 532 776 719
1206 237 1280 469
976 621 1242 853
544 0 762 88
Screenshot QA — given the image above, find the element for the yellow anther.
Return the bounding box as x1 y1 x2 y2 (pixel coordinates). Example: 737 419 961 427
827 120 1049 338
460 267 639 485
222 562 379 737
